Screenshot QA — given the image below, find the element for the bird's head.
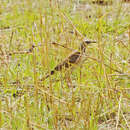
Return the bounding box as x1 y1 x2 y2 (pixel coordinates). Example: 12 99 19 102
83 40 96 44
80 40 96 52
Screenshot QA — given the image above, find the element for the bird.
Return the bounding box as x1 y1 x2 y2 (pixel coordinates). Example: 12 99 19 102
40 40 96 81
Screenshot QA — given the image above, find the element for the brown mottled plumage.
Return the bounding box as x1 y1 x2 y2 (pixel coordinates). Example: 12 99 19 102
41 40 96 81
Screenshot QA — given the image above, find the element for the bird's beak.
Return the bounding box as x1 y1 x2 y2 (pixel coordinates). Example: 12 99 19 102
84 40 96 44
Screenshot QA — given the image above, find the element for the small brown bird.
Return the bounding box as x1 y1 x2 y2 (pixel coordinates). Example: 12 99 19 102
41 40 96 81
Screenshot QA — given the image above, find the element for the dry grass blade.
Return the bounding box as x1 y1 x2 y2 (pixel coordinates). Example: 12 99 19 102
59 11 86 40
116 94 122 130
37 86 69 104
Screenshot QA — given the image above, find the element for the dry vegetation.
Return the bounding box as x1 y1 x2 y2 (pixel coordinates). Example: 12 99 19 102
0 0 130 129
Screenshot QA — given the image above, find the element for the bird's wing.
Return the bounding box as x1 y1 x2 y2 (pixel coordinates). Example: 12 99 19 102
40 51 81 81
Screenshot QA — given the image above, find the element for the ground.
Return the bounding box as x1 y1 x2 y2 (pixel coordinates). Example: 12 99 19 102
0 0 130 129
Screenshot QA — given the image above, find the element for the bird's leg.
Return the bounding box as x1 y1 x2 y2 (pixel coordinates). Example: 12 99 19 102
65 69 75 88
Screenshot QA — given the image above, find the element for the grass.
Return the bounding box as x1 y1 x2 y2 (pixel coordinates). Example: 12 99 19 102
0 0 130 129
